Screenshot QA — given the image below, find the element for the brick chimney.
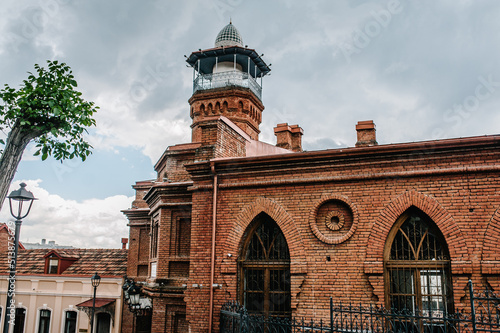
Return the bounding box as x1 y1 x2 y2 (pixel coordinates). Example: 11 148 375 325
274 123 303 152
121 238 128 249
355 120 378 147
290 125 304 152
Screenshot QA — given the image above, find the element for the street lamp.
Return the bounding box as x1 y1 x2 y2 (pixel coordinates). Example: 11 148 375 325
90 273 101 333
122 278 132 303
128 284 142 333
3 182 36 333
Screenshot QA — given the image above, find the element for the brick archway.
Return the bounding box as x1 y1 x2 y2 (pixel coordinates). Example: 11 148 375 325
224 196 306 264
221 197 308 308
364 189 470 275
481 207 500 281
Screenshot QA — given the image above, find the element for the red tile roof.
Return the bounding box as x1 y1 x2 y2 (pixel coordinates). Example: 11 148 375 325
76 298 116 308
0 248 127 277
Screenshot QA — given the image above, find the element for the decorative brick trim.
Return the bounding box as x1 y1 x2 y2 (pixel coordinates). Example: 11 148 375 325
364 189 470 273
223 197 307 266
481 206 500 274
308 194 358 244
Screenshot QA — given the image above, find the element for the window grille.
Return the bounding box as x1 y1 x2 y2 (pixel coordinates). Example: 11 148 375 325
385 209 453 317
239 213 291 318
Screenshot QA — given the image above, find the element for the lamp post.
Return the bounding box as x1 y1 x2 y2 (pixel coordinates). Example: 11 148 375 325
122 278 152 333
127 284 142 333
90 273 101 333
127 283 141 333
3 182 36 333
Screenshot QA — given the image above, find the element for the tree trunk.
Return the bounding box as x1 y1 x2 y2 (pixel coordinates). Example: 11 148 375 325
0 122 41 212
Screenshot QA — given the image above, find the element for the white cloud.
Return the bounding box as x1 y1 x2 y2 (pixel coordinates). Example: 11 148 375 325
0 180 132 249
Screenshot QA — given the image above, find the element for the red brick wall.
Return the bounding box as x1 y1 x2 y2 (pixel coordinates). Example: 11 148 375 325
126 222 151 280
182 138 500 331
189 87 264 141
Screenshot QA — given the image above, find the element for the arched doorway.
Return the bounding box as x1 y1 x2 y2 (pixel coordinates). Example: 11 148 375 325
238 213 291 318
384 208 453 316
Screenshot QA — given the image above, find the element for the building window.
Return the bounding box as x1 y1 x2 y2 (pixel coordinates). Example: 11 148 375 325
38 309 51 333
13 308 26 333
47 258 59 274
64 311 77 333
151 217 159 259
385 208 453 316
238 213 291 318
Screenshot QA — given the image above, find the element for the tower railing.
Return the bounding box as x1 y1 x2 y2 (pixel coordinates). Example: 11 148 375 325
193 71 262 100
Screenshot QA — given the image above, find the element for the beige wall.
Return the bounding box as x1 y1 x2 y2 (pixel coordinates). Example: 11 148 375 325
0 275 123 333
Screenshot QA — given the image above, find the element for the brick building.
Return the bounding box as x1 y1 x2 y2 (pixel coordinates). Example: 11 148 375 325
122 22 500 332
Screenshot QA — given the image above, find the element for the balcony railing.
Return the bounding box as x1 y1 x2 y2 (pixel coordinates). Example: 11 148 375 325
193 71 262 100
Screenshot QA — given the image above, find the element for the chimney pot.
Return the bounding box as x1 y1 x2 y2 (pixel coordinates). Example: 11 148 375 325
355 120 378 147
274 123 304 152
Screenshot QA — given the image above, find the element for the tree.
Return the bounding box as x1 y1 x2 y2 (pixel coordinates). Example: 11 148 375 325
0 60 98 211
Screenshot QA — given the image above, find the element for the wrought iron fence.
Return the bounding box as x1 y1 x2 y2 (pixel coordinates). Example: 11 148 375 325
220 281 500 333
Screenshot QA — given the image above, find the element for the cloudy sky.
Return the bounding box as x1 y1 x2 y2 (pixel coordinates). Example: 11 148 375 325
0 0 499 248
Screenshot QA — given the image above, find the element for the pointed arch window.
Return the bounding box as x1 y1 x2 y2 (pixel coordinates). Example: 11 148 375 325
238 213 291 318
385 208 453 317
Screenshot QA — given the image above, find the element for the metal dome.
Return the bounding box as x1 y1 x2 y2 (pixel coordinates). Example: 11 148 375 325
215 22 243 47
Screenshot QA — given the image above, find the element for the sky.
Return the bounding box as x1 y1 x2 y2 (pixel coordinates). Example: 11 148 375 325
0 0 499 248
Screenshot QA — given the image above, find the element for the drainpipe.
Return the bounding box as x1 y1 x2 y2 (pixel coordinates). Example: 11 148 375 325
208 162 218 333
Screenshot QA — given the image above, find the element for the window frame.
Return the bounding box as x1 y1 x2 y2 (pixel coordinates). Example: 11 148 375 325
383 208 453 316
37 308 51 333
63 310 78 333
238 213 291 318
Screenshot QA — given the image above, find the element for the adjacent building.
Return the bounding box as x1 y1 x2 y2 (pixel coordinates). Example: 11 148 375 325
123 22 500 332
0 226 127 333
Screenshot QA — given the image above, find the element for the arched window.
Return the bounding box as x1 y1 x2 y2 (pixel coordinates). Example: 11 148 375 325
238 213 291 318
37 309 51 333
385 208 453 316
64 310 77 333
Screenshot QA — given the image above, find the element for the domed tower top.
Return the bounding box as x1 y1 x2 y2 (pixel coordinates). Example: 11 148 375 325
215 21 243 47
186 22 271 141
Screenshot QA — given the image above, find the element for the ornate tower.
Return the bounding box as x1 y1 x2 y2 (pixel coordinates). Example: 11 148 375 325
186 22 271 142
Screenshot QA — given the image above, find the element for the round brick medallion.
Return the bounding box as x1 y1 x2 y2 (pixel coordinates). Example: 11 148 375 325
309 195 358 245
325 211 345 231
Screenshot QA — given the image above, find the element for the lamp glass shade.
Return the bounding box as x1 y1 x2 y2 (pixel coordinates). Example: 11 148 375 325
8 183 36 220
91 273 101 287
